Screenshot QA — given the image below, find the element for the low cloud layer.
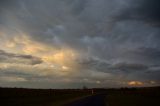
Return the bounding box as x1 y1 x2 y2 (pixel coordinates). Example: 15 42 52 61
0 50 43 65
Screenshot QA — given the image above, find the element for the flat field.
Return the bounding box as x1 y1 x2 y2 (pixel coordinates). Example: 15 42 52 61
0 87 160 106
106 87 160 106
0 88 92 106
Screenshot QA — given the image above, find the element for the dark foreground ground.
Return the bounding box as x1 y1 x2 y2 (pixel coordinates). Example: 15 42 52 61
106 87 160 106
65 94 106 106
0 87 160 106
0 88 94 106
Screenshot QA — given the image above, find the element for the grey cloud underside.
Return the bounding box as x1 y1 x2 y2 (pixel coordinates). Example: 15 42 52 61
78 56 160 79
1 0 160 47
0 50 43 65
116 0 160 26
0 0 160 87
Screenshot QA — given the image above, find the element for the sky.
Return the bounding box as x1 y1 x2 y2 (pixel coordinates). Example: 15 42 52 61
0 0 160 88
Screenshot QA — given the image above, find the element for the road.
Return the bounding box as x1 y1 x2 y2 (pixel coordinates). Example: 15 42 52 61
65 94 106 106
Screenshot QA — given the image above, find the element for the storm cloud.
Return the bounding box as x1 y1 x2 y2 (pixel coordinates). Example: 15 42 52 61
0 0 160 88
116 0 160 26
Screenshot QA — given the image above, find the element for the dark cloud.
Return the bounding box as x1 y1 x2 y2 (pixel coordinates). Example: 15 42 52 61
110 63 148 72
0 0 17 8
0 50 43 65
117 0 160 26
120 47 160 65
77 56 110 71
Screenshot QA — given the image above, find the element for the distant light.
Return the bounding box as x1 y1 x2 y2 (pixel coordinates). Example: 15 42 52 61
96 81 101 84
150 81 156 84
62 66 69 70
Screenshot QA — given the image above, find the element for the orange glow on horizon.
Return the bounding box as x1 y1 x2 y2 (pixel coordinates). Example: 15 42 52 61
128 81 143 86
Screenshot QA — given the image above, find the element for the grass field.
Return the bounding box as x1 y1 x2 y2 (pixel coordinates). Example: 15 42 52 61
0 88 93 106
0 87 160 106
106 87 160 106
